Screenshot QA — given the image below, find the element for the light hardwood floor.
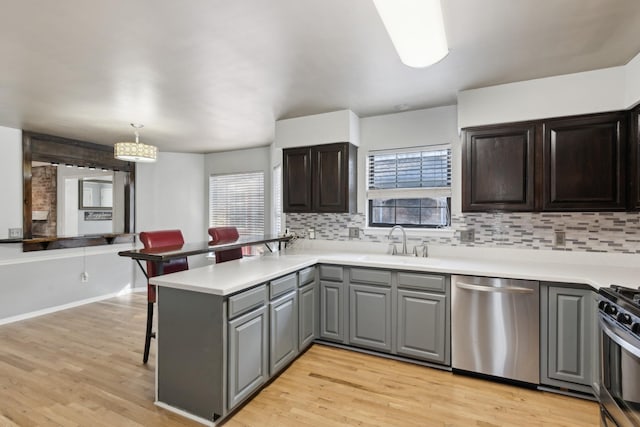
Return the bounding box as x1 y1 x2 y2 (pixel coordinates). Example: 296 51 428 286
0 293 599 426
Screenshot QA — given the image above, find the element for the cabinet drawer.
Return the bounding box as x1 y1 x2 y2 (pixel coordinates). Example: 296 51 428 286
319 265 343 282
298 267 315 287
350 268 391 286
228 285 267 318
398 272 446 292
270 274 297 299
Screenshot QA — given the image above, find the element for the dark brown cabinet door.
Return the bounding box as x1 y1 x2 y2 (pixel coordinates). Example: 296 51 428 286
283 147 312 212
312 143 349 212
542 112 627 211
629 107 640 210
462 124 535 211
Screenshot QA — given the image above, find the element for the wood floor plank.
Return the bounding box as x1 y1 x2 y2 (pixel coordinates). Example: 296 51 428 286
0 293 599 426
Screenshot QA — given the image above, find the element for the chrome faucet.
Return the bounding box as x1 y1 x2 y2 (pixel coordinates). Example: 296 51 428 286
387 225 408 255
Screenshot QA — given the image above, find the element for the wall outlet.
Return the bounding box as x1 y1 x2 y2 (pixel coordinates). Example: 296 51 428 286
460 229 475 243
348 227 359 239
80 272 89 283
554 231 566 247
8 228 22 239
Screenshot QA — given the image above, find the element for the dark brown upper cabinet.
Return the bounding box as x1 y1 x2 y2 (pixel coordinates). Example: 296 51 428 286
462 123 535 211
462 111 632 213
283 142 357 213
542 112 627 211
629 106 640 210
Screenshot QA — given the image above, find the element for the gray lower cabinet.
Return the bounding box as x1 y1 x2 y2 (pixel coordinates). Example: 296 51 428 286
227 305 269 410
298 282 317 351
269 291 298 375
541 283 596 393
320 279 344 342
349 283 392 352
397 289 447 364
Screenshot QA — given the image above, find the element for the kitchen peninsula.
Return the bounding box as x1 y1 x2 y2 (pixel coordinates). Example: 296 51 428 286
150 242 640 425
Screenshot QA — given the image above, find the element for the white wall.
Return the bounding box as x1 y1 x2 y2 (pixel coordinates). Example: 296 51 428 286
358 105 459 212
625 52 640 109
204 146 272 234
136 152 207 243
275 109 360 148
457 66 626 129
458 51 640 128
0 244 135 322
0 126 23 239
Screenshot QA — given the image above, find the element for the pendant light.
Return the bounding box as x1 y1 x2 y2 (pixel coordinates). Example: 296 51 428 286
114 123 158 163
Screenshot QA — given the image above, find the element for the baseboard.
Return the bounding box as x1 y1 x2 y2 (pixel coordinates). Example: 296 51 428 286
0 286 146 326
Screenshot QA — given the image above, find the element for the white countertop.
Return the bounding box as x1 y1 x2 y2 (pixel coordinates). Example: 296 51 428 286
150 244 640 296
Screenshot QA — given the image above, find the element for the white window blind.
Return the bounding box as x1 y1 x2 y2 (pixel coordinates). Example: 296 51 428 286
272 165 282 235
209 172 264 236
367 145 451 228
367 145 452 199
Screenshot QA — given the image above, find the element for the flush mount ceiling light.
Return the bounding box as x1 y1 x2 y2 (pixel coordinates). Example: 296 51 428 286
373 0 449 68
114 123 157 163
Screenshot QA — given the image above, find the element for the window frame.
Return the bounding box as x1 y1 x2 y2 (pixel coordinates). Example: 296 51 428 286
366 145 452 229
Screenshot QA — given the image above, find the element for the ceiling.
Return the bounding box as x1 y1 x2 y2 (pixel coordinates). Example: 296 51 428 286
1 0 640 153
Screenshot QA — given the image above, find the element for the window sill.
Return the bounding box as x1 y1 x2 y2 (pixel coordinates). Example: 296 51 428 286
363 227 455 238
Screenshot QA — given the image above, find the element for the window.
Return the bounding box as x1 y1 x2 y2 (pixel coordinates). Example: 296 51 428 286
367 146 451 228
209 172 265 236
272 165 282 235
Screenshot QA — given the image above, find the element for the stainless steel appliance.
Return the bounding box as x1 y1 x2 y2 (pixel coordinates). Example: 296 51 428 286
452 275 539 384
598 285 640 427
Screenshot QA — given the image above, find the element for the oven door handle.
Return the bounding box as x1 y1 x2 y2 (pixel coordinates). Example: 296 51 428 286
599 315 640 359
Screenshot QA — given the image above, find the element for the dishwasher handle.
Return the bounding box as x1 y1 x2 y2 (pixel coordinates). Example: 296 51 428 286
455 281 535 294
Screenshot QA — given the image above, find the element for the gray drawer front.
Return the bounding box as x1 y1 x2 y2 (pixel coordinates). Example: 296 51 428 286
319 265 343 282
298 267 315 287
397 272 446 292
270 274 297 299
228 285 267 318
350 268 391 286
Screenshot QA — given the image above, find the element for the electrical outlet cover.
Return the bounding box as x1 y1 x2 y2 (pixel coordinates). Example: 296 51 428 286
460 229 475 243
554 231 566 247
348 227 359 238
8 228 22 238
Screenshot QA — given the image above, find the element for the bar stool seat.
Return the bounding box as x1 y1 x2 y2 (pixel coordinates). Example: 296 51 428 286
208 227 243 263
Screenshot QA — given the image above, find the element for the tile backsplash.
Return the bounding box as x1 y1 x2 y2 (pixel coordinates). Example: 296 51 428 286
286 212 640 254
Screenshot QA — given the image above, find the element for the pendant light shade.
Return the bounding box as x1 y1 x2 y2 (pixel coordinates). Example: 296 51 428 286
114 124 158 163
374 0 449 68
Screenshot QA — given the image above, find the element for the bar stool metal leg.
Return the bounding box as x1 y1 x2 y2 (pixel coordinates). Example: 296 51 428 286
143 302 155 364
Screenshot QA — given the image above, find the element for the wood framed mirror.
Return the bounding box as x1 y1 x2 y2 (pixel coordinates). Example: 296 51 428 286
23 131 136 251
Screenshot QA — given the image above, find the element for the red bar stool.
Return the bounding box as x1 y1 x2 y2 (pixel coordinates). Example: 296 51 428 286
139 229 189 364
208 227 243 263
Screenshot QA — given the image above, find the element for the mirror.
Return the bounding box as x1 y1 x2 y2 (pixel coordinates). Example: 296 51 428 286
23 132 135 251
79 178 113 209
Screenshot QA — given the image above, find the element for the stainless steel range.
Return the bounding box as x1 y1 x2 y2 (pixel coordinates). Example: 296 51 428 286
598 285 640 427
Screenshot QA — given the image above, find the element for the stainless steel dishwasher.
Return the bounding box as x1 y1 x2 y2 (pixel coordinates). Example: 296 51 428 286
452 275 540 384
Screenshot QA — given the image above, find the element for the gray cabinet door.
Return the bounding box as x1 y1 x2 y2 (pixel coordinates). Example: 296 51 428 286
544 286 595 388
320 280 344 342
397 289 447 363
269 291 299 375
298 282 317 351
349 284 392 352
227 306 268 410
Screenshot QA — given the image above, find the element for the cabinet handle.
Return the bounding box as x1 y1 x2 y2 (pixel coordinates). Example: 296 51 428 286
455 282 534 294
